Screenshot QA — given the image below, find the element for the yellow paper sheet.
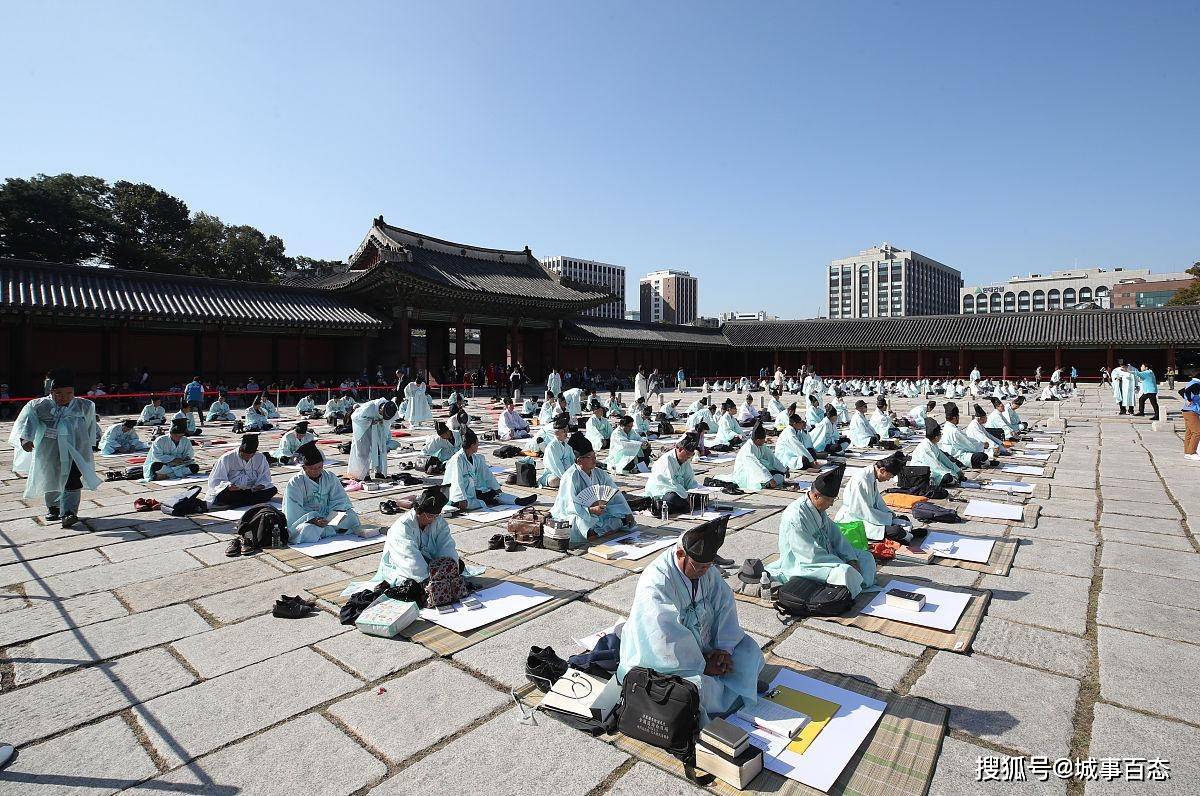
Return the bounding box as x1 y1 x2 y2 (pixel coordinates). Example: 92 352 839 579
766 685 840 756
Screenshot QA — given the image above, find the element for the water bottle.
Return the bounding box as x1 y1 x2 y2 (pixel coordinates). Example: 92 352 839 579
660 500 669 523
760 571 771 587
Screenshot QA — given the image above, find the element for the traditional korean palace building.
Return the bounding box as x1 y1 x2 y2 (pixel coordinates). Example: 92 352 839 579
0 217 1197 393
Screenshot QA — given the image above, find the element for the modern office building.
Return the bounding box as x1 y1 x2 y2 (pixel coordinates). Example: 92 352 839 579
624 309 641 322
1110 273 1197 309
640 269 698 324
958 267 1170 313
827 243 961 319
539 255 626 320
719 310 778 322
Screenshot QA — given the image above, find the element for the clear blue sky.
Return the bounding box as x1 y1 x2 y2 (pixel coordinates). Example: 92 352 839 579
2 1 1197 318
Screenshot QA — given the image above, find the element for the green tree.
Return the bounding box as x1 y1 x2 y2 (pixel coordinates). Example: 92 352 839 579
182 213 290 282
104 180 191 273
1166 261 1200 306
291 255 343 272
0 173 111 263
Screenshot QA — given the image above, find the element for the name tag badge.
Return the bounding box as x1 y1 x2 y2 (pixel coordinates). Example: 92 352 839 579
43 427 59 440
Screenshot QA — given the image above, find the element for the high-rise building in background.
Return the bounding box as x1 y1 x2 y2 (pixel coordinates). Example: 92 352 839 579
540 255 626 320
640 269 698 324
958 267 1182 313
827 243 961 318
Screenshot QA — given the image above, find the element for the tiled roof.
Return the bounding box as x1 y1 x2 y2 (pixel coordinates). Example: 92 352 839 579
721 307 1200 348
0 258 384 330
562 318 730 348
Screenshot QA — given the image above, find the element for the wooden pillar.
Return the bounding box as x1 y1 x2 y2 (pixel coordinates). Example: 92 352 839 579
100 328 112 387
361 336 371 373
455 315 466 372
297 331 306 383
1054 346 1063 370
1002 347 1011 380
742 349 749 376
877 348 885 379
916 348 925 380
840 350 847 380
1168 344 1177 372
271 336 280 385
194 332 203 379
216 328 225 385
117 323 130 384
21 317 35 395
1106 345 1115 371
398 313 411 367
957 347 966 379
585 344 592 368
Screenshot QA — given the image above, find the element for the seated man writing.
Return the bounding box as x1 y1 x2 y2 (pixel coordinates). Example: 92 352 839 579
907 399 936 428
206 391 237 422
607 414 652 473
207 434 278 507
985 397 1018 441
713 398 745 449
421 421 460 470
374 486 457 584
283 441 361 543
138 395 166 426
737 393 759 427
910 418 964 487
847 399 881 448
444 428 537 510
550 431 634 546
244 395 274 431
584 400 614 452
324 392 354 426
767 465 877 598
143 418 201 481
273 420 316 465
966 402 1010 456
776 412 817 470
685 397 714 433
834 451 912 542
295 393 317 417
539 414 575 488
497 397 532 440
939 402 992 469
100 419 148 455
870 397 900 439
731 422 788 492
172 403 203 436
809 404 849 455
619 519 764 722
644 432 702 515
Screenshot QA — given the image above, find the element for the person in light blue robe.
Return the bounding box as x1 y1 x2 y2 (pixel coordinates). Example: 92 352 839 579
421 422 460 465
101 419 148 455
618 521 764 724
274 420 316 464
206 392 236 422
172 405 202 436
261 396 280 419
521 396 538 416
537 391 558 428
138 397 166 426
324 393 354 423
834 452 909 542
10 369 102 525
661 399 681 421
546 369 563 397
607 415 650 473
283 442 360 543
805 395 824 429
909 419 963 486
767 392 788 427
830 392 850 425
644 434 701 513
775 414 816 471
731 424 787 492
443 429 536 510
847 400 880 448
244 396 273 431
539 416 576 487
809 405 847 454
584 403 613 452
984 397 1017 440
401 379 434 426
143 418 200 481
605 393 624 418
940 403 989 469
686 399 714 433
562 386 584 418
713 400 744 447
767 466 876 598
446 391 463 413
870 398 899 438
685 397 708 415
634 405 654 437
550 432 633 545
1003 396 1026 431
374 487 457 584
347 397 397 481
295 394 317 417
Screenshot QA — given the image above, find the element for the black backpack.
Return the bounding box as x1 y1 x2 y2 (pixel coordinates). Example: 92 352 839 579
160 485 206 516
774 576 853 619
657 419 674 436
514 458 537 487
494 444 522 458
897 465 930 492
911 501 960 523
237 504 289 549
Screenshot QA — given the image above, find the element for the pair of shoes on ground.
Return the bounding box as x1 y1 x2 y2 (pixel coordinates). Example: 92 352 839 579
133 498 161 512
225 537 261 557
273 594 316 619
45 508 80 528
488 534 523 552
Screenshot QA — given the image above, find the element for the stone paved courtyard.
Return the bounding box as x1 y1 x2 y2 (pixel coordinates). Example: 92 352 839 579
0 385 1197 795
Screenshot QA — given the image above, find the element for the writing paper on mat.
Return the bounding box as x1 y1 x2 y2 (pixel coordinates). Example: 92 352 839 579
754 669 886 792
1025 442 1058 450
964 499 1023 521
460 505 526 523
999 464 1045 476
982 480 1035 494
860 580 970 631
418 581 551 633
207 499 283 521
918 531 996 563
290 533 381 558
593 530 679 560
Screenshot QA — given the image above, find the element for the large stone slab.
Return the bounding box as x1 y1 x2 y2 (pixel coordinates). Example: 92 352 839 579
1098 626 1200 723
772 625 917 690
328 660 506 763
972 616 1089 679
0 590 128 647
367 708 627 796
609 762 709 795
171 609 344 678
879 558 982 587
801 616 927 656
98 527 220 562
128 714 385 796
0 716 159 796
980 567 1091 635
1096 513 1185 536
1084 703 1199 795
1097 591 1200 645
1100 567 1199 612
1049 484 1098 502
314 629 433 681
545 553 629 584
1100 541 1200 583
1102 499 1180 520
1013 537 1095 578
1019 517 1098 546
713 528 780 563
22 549 202 599
454 599 621 688
133 647 362 767
0 526 142 566
10 603 212 684
0 647 195 746
466 544 566 573
193 565 343 623
1037 499 1098 521
929 736 1067 796
586 572 641 612
115 556 281 610
0 548 108 588
911 651 1078 756
1099 525 1193 551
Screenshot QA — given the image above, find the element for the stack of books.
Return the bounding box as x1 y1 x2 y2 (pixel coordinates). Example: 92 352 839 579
695 717 763 789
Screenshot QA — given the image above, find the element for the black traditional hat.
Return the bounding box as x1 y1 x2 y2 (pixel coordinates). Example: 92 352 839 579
379 399 398 419
434 421 450 436
415 486 449 514
925 418 942 438
824 404 838 419
552 413 571 430
751 422 767 440
721 398 736 410
239 434 259 453
296 440 323 466
47 368 75 391
854 400 867 411
943 402 960 421
618 414 634 426
170 417 189 434
462 427 479 448
568 431 593 456
121 418 137 428
879 451 908 474
294 420 310 433
677 432 700 452
973 403 987 419
680 516 727 563
812 464 845 498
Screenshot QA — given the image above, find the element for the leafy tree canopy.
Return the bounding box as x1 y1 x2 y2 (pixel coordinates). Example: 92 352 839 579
1166 261 1200 306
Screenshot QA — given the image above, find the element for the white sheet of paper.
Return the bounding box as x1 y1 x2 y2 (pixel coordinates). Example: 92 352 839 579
1024 442 1058 450
1012 451 1052 461
596 530 679 560
919 531 996 563
206 498 283 521
964 499 1024 521
698 454 736 464
290 532 380 558
999 464 1045 476
152 474 208 486
573 619 625 651
687 486 722 496
490 465 512 474
461 505 525 523
982 480 1035 494
860 580 971 631
419 581 552 633
758 669 887 792
682 507 754 521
